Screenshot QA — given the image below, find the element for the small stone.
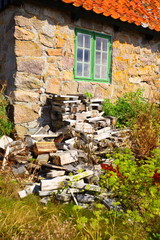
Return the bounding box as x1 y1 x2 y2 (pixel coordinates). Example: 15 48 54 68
56 37 65 48
76 194 95 203
46 49 62 56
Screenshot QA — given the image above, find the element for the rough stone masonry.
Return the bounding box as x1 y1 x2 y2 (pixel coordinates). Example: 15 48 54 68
0 2 159 137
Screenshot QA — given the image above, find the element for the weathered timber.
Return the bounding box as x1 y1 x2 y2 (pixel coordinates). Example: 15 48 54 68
51 150 78 165
19 184 40 198
75 122 94 133
95 127 111 135
94 132 111 141
41 163 66 170
37 154 50 164
87 116 106 123
40 176 70 191
70 170 94 181
46 170 65 178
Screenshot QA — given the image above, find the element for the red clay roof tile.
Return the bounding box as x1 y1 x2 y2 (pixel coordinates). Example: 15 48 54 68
61 0 160 31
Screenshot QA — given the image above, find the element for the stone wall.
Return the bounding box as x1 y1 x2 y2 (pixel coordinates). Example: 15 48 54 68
0 2 160 136
0 6 16 91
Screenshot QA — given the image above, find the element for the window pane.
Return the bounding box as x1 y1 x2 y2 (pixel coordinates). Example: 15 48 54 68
84 64 90 77
102 66 107 79
95 65 101 79
84 50 90 62
77 48 83 61
96 52 101 64
102 52 107 64
96 37 101 50
77 33 83 47
102 39 108 51
77 63 82 76
85 35 91 48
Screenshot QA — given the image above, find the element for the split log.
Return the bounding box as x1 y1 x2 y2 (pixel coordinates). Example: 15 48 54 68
33 142 57 155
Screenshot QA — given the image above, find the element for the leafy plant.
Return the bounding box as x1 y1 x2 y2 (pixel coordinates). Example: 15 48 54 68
100 148 160 237
84 90 93 99
0 87 14 137
103 89 147 128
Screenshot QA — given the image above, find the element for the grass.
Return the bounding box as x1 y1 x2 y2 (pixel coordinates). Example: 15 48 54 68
0 172 154 240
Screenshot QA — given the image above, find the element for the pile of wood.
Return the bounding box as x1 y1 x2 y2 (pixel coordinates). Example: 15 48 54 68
0 94 130 207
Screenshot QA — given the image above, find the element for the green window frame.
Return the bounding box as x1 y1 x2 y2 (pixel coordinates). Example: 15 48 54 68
74 28 112 83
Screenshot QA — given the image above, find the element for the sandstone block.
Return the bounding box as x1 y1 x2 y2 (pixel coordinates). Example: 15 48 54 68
62 57 74 70
15 125 28 137
31 17 44 31
39 34 53 48
14 15 30 27
61 81 78 95
14 72 43 89
62 70 73 81
56 37 65 48
129 77 141 84
13 90 39 102
45 63 61 79
41 23 56 38
14 104 39 124
15 41 42 57
46 49 62 56
17 58 45 75
78 82 95 95
14 26 34 40
45 78 61 94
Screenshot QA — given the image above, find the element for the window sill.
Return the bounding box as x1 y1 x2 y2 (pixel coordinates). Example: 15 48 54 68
74 78 111 84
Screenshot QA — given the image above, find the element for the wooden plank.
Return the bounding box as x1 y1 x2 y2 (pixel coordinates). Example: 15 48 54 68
94 132 111 141
75 122 94 133
95 127 111 135
87 116 106 123
33 142 57 155
41 163 66 170
52 100 81 104
31 134 58 138
40 176 70 191
90 98 104 103
46 170 65 178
